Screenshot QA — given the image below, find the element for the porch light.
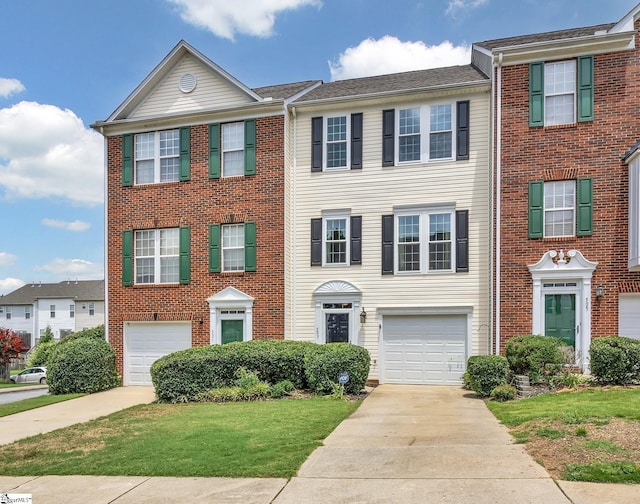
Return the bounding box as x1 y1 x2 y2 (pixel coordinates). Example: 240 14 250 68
360 307 367 324
595 284 605 300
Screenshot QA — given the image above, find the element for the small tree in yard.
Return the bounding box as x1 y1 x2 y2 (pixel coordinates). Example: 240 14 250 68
39 325 54 344
0 327 25 381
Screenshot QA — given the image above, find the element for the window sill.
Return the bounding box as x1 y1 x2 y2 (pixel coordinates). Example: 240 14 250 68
132 283 181 288
131 181 181 188
538 123 578 131
220 271 246 276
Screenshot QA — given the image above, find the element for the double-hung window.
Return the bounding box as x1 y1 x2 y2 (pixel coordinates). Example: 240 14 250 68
208 222 256 273
311 113 363 171
528 179 593 238
70 304 75 318
136 130 179 183
89 303 95 316
529 56 594 126
50 305 56 318
325 217 348 265
222 224 245 271
382 208 469 275
135 228 179 284
310 215 362 266
222 122 244 177
25 306 30 320
5 307 11 320
383 101 468 166
122 128 190 186
396 211 452 273
208 120 256 178
123 227 190 286
326 116 348 168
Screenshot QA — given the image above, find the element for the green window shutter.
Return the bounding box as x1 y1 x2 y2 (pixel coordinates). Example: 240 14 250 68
577 178 593 236
122 230 133 286
244 221 256 272
209 224 221 273
209 123 220 179
577 56 594 122
122 134 133 187
244 119 256 176
528 181 544 238
179 127 190 181
529 62 544 127
179 227 190 284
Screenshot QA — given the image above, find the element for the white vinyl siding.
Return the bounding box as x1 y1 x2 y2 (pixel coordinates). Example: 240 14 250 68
289 91 491 380
131 55 254 119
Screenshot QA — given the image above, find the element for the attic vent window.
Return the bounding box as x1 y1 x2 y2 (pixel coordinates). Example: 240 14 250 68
179 73 197 93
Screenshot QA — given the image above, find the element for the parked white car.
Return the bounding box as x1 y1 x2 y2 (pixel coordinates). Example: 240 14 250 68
10 367 47 384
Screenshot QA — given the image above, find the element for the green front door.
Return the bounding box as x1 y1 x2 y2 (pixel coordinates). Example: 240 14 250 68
545 294 575 346
221 320 243 344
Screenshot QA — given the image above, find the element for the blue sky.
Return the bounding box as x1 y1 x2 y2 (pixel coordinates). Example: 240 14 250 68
0 0 637 295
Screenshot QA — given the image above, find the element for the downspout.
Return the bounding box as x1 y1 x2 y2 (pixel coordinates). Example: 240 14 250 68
100 126 109 344
495 53 503 355
291 106 297 340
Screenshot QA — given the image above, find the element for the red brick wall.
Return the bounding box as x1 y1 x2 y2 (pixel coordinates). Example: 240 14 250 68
106 116 285 376
496 27 640 352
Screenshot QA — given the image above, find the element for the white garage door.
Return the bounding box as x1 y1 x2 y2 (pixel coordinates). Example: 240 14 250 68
382 315 467 385
125 322 192 386
619 295 640 340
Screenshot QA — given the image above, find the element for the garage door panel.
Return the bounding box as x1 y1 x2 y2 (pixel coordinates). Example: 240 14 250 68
619 295 640 340
382 314 467 385
126 322 192 386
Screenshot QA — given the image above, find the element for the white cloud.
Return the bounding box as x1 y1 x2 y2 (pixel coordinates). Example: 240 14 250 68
42 218 91 232
36 258 103 279
167 0 321 40
0 78 25 98
0 101 103 205
0 252 17 267
0 278 25 296
329 36 471 81
446 0 489 18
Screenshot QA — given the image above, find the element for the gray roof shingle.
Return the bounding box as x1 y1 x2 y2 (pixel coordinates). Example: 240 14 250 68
475 23 616 51
293 65 488 103
0 280 105 305
252 80 321 100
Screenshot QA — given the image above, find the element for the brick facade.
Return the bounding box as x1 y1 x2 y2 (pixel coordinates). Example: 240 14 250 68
106 116 285 377
496 22 640 352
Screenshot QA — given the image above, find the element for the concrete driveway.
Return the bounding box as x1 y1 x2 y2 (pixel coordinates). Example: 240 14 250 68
275 385 570 504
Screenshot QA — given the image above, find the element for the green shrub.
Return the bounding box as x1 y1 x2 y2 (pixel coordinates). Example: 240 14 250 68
26 341 56 367
304 343 370 395
490 384 517 402
193 368 271 403
60 325 105 344
269 379 294 399
505 335 566 382
151 340 319 403
590 336 640 385
47 336 120 394
464 355 509 397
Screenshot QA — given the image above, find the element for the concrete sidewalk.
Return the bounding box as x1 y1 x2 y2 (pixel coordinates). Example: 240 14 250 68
0 385 637 503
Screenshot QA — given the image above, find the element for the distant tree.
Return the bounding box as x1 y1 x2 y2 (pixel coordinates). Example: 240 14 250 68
0 327 25 381
40 325 54 344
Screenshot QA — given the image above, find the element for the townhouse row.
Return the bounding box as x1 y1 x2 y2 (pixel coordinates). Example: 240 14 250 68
91 3 640 385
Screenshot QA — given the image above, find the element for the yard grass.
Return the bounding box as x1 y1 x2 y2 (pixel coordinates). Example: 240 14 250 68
0 382 36 389
0 397 360 478
487 386 640 483
0 394 84 417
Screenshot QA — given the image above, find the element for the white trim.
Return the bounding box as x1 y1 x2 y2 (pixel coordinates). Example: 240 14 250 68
528 249 597 372
207 287 254 344
312 280 362 345
323 115 351 171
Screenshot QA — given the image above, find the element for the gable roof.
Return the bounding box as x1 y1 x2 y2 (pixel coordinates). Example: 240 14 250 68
292 65 488 104
104 40 266 123
1 280 105 305
474 23 616 51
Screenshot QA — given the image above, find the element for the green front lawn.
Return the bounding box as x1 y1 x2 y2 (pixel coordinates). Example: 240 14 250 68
0 394 84 417
0 397 360 478
487 387 640 483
